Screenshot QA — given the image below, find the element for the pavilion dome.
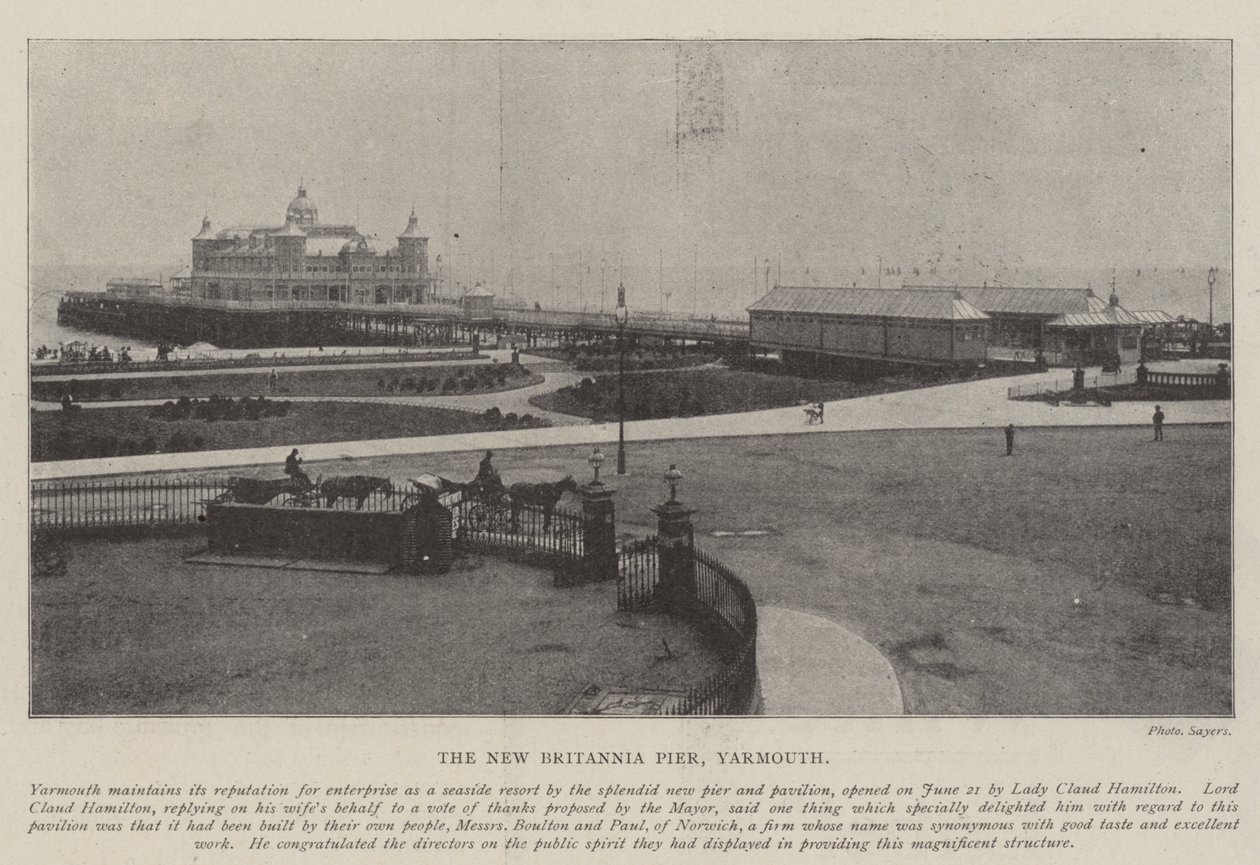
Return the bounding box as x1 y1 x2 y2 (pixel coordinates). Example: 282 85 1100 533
285 184 319 224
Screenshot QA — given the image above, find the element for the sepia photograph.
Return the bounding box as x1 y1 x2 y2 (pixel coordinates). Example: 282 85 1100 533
27 39 1231 718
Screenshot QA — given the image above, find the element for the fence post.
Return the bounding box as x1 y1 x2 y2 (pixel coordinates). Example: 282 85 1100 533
651 467 696 614
578 481 617 583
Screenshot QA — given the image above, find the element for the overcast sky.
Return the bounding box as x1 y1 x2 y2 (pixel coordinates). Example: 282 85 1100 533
29 41 1229 302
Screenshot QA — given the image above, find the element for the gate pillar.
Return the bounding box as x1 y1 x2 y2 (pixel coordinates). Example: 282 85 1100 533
579 482 618 583
652 465 695 610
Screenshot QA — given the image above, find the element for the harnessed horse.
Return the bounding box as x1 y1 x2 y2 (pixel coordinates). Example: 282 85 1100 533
508 475 578 533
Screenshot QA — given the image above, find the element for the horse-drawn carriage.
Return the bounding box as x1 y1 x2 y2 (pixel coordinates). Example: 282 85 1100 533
207 475 319 508
206 474 394 510
400 472 577 535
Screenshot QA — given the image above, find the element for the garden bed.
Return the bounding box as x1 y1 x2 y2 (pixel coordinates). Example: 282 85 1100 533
32 402 549 461
31 362 541 403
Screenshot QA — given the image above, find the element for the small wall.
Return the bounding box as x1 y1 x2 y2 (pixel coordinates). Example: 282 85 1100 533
207 503 403 566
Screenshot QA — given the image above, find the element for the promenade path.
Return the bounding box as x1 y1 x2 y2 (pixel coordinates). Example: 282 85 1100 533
28 357 1229 716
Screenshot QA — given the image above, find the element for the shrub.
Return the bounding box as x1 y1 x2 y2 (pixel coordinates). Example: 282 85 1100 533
441 376 458 393
461 377 477 392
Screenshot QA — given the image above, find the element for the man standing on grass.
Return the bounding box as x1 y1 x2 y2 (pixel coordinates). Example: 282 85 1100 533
1153 405 1165 441
1004 423 1016 456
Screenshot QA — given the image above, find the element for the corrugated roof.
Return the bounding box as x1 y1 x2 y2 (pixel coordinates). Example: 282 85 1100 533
1046 306 1142 328
1128 310 1179 324
904 284 1105 315
748 286 988 321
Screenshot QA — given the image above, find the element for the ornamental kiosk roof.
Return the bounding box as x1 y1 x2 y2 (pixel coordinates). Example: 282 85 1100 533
748 286 989 321
1046 306 1143 328
1128 310 1180 325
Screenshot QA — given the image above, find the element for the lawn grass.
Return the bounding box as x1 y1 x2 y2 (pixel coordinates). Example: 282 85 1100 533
530 365 1030 421
292 424 1230 716
31 362 540 402
31 540 722 715
32 402 548 462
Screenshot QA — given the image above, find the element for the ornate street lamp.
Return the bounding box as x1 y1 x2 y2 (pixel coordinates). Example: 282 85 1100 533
664 463 684 502
587 447 606 486
614 282 629 475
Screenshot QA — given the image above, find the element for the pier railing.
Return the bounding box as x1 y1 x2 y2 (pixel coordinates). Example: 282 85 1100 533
59 291 750 342
31 347 480 377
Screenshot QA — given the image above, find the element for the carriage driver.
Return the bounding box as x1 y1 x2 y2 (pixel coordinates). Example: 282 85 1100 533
284 448 310 485
475 450 503 491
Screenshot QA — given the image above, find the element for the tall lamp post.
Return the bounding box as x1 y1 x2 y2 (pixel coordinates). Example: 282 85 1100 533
615 282 629 476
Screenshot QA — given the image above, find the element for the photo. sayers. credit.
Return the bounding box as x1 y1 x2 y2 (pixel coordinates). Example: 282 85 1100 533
28 39 1232 718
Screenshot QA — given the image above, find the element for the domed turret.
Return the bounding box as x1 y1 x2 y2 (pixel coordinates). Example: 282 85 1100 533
193 216 216 240
398 208 426 239
396 208 429 286
285 184 319 226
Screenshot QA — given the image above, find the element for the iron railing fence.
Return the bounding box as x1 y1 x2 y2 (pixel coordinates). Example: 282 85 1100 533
30 475 439 531
31 477 223 530
616 537 661 611
1006 371 1128 400
444 490 584 563
615 539 759 715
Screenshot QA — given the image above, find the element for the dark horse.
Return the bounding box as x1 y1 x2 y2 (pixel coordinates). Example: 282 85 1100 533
508 475 578 533
320 475 394 510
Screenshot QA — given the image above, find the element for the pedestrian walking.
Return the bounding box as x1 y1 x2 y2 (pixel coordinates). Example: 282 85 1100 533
1153 405 1165 441
816 401 825 425
1004 423 1015 456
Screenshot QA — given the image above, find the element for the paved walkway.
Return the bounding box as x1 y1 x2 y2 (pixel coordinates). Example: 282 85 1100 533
756 607 903 715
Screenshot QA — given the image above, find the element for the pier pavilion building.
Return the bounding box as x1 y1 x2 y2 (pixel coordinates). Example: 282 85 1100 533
190 185 432 305
747 285 990 370
905 284 1143 366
